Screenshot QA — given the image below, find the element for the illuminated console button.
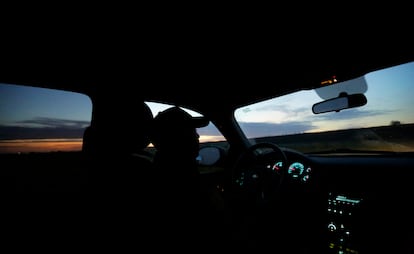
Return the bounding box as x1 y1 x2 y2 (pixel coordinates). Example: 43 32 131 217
328 223 337 232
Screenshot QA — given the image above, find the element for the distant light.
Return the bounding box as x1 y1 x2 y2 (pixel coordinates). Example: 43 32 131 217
320 75 339 86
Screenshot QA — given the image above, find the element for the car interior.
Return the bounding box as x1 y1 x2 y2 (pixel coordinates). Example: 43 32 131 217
1 36 414 253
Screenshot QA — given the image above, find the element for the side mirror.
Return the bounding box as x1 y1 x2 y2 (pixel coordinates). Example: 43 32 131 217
312 93 367 114
197 146 222 166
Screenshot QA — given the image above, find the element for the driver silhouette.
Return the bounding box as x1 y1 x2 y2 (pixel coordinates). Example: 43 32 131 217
151 106 209 197
150 106 221 249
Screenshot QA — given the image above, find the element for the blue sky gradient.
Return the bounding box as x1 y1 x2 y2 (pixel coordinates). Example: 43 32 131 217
1 61 413 146
235 61 414 138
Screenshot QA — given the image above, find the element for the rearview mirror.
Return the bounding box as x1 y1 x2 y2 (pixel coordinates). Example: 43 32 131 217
312 93 367 114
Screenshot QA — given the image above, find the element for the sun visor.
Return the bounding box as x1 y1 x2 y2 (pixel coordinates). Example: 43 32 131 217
315 76 368 100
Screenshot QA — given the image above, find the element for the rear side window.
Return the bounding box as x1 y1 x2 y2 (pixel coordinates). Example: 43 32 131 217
0 84 92 154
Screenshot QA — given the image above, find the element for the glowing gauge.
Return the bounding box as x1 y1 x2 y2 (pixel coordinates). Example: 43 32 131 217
303 167 312 182
288 162 305 179
271 161 283 174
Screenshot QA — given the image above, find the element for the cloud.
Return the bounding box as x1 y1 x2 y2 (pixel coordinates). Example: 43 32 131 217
246 104 308 113
0 125 87 140
16 117 90 129
0 117 89 140
314 108 395 121
237 121 315 138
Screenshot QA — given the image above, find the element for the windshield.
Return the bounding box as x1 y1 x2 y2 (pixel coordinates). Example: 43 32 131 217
234 61 414 154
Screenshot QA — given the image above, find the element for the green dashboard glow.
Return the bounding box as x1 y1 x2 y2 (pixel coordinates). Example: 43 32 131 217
287 162 311 182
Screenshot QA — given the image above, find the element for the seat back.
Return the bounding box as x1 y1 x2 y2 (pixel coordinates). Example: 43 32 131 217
81 101 155 192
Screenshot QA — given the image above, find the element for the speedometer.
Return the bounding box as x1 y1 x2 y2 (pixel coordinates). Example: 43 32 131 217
288 162 305 179
288 162 312 182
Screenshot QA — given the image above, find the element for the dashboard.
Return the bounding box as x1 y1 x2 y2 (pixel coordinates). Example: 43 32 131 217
203 144 414 253
309 154 414 253
236 147 414 253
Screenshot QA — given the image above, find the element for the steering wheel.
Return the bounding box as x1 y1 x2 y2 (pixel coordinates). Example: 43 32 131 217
230 142 323 252
231 142 288 205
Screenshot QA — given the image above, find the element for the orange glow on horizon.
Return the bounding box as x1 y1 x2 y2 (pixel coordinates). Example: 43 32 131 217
0 139 83 154
0 135 226 154
199 135 226 143
148 135 225 147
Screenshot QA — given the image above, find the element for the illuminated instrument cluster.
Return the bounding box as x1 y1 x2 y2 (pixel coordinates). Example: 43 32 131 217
288 162 311 182
271 161 312 182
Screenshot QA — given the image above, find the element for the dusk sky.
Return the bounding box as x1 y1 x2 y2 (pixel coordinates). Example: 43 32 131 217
0 84 226 153
1 61 413 153
235 61 414 138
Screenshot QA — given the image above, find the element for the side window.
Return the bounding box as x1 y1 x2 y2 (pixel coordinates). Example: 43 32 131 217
0 83 92 154
145 101 226 144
